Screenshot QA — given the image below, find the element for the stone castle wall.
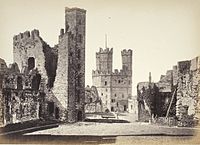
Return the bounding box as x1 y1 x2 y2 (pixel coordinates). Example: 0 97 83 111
53 7 86 122
13 30 57 89
2 66 44 126
176 57 200 122
92 48 133 112
137 56 200 126
0 7 87 125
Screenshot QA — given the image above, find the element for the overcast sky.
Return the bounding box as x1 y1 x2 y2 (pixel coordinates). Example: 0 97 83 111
0 0 199 95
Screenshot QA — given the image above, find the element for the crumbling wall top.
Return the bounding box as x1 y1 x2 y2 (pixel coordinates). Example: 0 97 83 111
177 60 191 74
190 56 200 71
13 29 40 42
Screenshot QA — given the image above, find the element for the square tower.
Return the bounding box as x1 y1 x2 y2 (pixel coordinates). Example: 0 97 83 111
53 7 86 122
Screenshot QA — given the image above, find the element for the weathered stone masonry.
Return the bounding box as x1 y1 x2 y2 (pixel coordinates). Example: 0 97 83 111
0 7 86 124
53 8 86 122
92 48 133 112
137 56 200 126
175 57 200 125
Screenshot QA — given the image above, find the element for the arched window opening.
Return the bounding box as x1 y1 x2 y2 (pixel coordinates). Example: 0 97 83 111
28 57 35 70
105 81 107 86
124 105 127 111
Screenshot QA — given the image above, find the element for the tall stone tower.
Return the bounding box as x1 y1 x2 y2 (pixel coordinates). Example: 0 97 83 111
96 48 113 74
121 49 132 75
92 48 113 110
92 48 133 112
53 7 86 122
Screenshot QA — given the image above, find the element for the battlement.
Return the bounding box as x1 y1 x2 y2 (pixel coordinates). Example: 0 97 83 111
92 70 113 76
112 69 124 75
13 29 40 42
121 49 132 56
65 7 86 13
92 69 130 76
96 48 113 55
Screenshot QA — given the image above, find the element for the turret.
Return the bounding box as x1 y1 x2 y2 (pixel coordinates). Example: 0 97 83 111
96 47 113 74
121 49 132 75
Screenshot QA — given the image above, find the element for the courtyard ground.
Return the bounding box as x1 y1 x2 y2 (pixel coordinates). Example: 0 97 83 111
1 112 200 144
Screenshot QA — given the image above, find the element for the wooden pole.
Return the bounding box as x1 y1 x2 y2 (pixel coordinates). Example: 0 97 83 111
166 88 176 118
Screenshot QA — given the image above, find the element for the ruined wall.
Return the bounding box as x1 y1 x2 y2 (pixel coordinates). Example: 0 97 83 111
52 33 69 121
2 68 44 125
3 89 41 125
157 70 173 92
0 58 7 73
137 80 175 122
0 58 7 127
176 57 200 126
13 30 57 89
137 56 200 126
11 7 86 123
137 82 155 122
85 86 102 113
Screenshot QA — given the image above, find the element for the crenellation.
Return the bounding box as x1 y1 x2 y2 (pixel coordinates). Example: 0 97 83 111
121 49 132 56
92 47 133 112
13 29 40 44
23 31 31 39
31 29 40 38
112 69 124 75
97 47 113 54
0 7 87 125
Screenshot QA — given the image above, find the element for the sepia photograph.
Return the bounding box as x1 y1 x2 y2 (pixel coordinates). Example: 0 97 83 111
0 0 199 144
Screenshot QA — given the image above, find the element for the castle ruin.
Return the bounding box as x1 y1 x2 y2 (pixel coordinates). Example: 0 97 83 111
0 7 86 126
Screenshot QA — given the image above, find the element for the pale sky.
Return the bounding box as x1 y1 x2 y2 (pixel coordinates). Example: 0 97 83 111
0 0 200 95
